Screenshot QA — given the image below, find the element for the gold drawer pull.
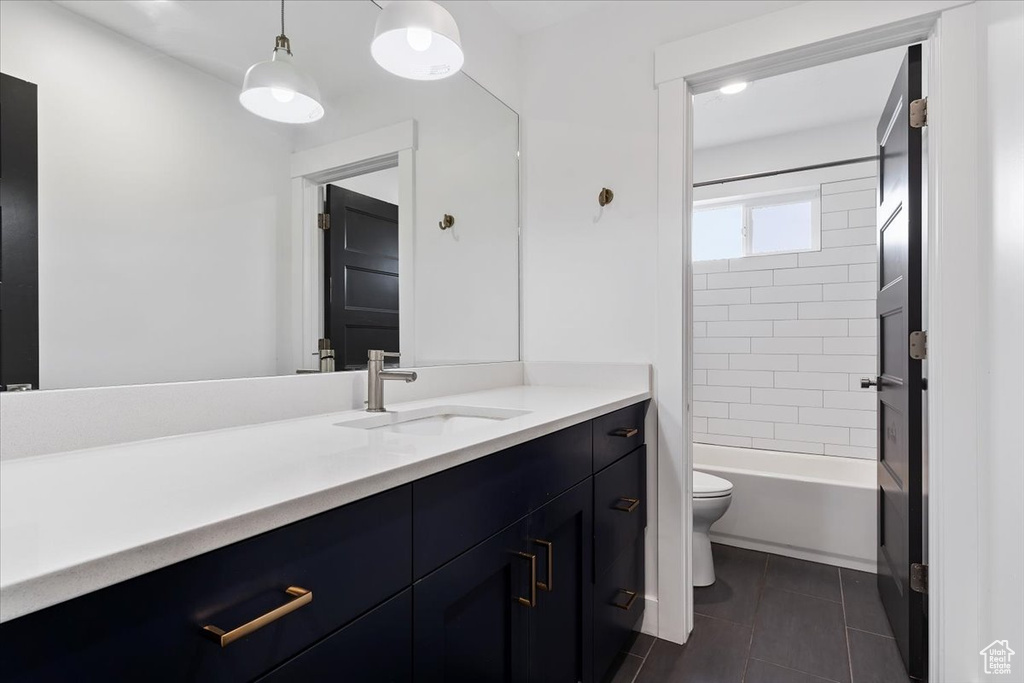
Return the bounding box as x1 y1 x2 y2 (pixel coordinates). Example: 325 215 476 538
515 552 537 607
202 586 312 647
611 428 639 438
534 539 553 592
612 589 639 611
613 497 640 513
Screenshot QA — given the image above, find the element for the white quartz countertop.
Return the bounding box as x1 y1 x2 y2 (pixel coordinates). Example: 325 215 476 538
0 385 649 622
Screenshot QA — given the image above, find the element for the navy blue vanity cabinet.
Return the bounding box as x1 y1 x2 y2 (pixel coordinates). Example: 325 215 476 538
594 537 646 683
412 421 592 579
413 480 596 683
592 444 648 683
592 403 646 472
527 479 594 683
413 518 532 683
256 589 413 682
594 446 647 575
0 486 413 683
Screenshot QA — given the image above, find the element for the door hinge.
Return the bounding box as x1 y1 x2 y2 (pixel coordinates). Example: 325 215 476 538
910 563 928 593
318 212 330 230
910 98 928 128
909 330 927 360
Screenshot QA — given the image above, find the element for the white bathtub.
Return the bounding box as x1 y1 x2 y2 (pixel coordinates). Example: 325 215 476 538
694 443 877 572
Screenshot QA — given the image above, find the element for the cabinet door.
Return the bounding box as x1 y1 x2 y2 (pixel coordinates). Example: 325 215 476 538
528 480 594 683
593 537 645 683
414 519 531 683
256 589 411 682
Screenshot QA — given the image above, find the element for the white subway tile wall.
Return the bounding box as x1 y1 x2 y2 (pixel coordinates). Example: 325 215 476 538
693 178 879 460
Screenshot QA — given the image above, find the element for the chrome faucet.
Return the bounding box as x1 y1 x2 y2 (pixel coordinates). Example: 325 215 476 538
366 350 417 412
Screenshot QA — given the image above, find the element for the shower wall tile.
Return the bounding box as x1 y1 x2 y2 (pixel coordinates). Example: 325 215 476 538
693 178 877 460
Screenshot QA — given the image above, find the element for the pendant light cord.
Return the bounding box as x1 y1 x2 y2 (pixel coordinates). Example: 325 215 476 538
275 0 291 54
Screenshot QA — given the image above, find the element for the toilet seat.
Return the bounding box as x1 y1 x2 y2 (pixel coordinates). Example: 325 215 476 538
693 470 733 498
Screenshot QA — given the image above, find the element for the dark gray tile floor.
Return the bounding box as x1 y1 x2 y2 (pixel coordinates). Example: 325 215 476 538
606 544 912 683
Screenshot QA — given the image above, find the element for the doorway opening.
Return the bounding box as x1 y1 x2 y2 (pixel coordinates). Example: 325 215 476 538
687 45 927 682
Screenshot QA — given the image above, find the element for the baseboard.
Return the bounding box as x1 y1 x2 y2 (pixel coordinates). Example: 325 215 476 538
711 533 876 573
639 596 659 638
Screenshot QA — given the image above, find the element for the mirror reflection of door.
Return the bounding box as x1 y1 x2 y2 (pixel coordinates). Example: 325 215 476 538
0 73 40 391
323 184 399 371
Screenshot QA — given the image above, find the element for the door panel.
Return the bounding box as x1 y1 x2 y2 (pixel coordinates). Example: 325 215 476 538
0 73 39 391
324 185 399 370
874 44 925 679
414 519 530 683
528 480 594 683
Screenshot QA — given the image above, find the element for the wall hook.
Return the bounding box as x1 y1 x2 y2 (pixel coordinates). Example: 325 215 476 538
598 188 614 207
438 214 455 230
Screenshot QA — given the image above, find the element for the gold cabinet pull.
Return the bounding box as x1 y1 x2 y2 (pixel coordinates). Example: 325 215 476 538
612 589 638 611
534 539 553 592
613 497 640 513
610 427 639 438
515 552 537 607
202 586 312 648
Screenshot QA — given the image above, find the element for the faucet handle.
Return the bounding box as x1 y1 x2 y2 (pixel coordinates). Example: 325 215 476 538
367 349 401 361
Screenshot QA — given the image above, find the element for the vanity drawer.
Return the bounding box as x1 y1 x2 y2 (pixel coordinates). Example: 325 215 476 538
593 536 645 683
413 421 592 578
257 588 412 682
594 445 646 576
0 486 412 683
593 402 647 472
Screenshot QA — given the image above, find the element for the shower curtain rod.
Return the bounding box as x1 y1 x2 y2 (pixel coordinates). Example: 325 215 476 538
693 155 879 188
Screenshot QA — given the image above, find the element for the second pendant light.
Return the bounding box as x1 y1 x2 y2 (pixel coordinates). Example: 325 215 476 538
371 1 464 81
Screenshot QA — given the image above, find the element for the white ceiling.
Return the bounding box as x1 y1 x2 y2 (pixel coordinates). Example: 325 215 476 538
693 47 907 149
485 1 616 35
54 1 387 96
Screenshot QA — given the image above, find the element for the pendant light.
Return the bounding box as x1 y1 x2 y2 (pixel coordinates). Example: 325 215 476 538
371 1 464 81
240 0 324 124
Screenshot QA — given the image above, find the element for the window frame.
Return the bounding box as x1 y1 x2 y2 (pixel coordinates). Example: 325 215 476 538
692 186 821 262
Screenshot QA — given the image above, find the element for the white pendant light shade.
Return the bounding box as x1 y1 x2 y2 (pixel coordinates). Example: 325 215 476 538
372 1 464 81
240 38 324 124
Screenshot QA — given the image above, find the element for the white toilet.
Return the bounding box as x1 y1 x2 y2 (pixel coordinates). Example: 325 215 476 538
692 470 734 587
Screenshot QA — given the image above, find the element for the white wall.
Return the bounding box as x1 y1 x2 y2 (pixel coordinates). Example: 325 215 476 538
520 1 802 366
975 0 1024 669
520 0 803 637
1 0 293 389
692 174 879 460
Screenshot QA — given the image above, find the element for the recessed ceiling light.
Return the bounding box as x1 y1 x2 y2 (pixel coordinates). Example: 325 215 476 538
720 82 748 95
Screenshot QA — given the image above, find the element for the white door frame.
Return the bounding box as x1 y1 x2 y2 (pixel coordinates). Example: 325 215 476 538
654 2 982 679
288 121 417 372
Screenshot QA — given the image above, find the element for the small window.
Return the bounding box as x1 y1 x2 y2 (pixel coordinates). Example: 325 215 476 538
693 204 743 261
693 189 820 262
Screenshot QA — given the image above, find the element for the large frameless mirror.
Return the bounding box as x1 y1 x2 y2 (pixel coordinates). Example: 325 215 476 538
0 0 519 390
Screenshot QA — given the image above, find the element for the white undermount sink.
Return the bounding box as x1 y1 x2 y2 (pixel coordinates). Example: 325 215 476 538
335 405 530 436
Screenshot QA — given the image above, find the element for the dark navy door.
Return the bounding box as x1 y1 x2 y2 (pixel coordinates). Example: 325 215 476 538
873 44 926 680
414 518 531 683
